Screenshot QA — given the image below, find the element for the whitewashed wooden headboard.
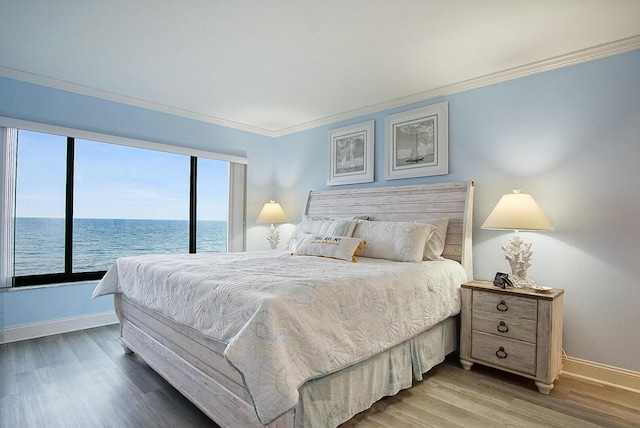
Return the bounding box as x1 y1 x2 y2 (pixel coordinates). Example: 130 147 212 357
304 180 474 280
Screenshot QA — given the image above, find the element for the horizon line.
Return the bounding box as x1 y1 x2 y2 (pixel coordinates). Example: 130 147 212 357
15 216 227 222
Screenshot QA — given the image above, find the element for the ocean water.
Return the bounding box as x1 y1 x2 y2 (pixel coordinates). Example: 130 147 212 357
14 217 227 276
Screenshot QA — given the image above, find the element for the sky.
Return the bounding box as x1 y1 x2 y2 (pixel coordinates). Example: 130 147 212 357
15 130 229 221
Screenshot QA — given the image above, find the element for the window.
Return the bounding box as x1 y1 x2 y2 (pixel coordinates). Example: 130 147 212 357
5 125 245 287
196 157 229 253
14 131 67 276
72 138 191 272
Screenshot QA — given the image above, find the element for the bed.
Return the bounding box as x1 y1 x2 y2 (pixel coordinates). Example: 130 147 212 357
93 180 474 428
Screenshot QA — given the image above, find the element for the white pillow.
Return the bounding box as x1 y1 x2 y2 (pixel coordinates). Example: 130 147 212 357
288 216 359 250
352 220 436 262
291 234 366 262
423 218 450 260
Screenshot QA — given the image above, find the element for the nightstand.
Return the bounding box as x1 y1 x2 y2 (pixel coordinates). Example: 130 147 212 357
459 280 564 394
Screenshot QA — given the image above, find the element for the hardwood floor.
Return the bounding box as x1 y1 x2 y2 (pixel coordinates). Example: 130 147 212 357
341 358 640 428
1 325 639 428
0 325 218 428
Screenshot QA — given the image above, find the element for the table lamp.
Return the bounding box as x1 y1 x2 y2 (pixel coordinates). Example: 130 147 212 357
256 200 289 249
481 188 554 288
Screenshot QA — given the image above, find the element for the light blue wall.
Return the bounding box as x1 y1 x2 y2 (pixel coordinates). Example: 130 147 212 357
1 282 110 325
266 50 640 372
2 49 639 373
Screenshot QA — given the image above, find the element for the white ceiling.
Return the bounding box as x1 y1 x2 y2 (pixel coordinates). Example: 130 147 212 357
1 1 640 137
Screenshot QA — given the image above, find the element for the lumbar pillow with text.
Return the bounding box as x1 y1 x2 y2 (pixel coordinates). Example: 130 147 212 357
290 234 366 262
287 216 359 250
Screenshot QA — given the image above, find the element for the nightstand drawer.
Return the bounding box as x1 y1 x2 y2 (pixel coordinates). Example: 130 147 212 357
472 313 537 343
473 291 537 320
471 331 536 375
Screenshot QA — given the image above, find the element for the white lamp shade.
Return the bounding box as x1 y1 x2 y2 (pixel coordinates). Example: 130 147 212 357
256 201 289 224
481 191 554 231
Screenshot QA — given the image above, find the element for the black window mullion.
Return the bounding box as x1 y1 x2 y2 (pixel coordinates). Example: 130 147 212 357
65 137 75 274
189 156 197 253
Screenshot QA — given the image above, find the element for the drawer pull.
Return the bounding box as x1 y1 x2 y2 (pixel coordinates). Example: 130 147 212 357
496 347 508 359
496 300 508 312
497 321 509 333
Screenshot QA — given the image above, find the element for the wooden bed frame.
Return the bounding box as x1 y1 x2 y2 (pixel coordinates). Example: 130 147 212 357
114 180 475 427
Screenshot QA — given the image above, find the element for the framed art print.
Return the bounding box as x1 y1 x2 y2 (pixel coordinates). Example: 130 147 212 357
327 120 374 186
384 102 448 180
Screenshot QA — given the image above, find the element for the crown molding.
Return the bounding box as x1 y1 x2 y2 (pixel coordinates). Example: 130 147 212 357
0 65 279 137
276 35 640 136
2 35 639 138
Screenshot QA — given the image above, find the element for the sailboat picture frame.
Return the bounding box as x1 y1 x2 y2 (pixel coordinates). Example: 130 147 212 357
327 120 375 186
384 102 448 180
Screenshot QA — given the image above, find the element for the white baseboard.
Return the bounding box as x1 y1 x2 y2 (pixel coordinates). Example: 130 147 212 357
0 311 119 344
562 356 640 394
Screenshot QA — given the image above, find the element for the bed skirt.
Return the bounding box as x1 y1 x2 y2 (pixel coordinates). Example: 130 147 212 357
295 316 458 427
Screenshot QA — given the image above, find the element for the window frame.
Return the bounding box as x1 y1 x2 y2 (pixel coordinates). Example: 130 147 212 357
1 117 247 288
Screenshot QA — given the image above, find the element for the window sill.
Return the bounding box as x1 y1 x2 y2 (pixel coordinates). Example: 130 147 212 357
0 279 100 293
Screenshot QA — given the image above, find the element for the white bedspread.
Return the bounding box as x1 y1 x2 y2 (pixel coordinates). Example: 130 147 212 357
93 250 466 424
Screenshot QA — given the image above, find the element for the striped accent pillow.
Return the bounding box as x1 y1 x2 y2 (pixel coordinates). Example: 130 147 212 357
317 219 358 236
